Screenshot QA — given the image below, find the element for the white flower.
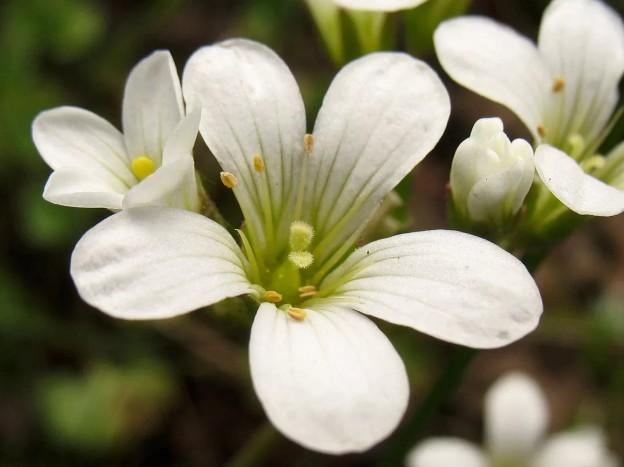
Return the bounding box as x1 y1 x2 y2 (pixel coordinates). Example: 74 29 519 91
32 50 201 212
434 0 624 217
450 118 535 225
333 0 429 12
70 39 543 454
406 372 619 467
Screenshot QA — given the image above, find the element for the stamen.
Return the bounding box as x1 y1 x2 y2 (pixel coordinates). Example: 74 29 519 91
304 133 314 156
253 153 265 172
288 251 314 269
537 125 546 138
220 171 238 189
565 134 586 160
287 307 307 321
289 221 314 251
130 156 156 181
552 77 565 93
298 285 317 298
263 290 283 303
581 155 606 173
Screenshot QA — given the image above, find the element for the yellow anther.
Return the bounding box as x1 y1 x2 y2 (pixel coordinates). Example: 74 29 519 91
304 133 314 156
552 77 565 93
220 171 238 189
288 251 314 269
253 153 265 172
289 221 314 251
263 290 283 303
537 125 546 138
130 156 156 181
298 285 317 299
287 307 307 321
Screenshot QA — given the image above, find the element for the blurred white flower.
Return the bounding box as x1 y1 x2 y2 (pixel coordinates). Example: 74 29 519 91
450 118 534 226
70 39 543 454
435 0 624 217
407 372 620 467
333 0 429 12
32 51 202 212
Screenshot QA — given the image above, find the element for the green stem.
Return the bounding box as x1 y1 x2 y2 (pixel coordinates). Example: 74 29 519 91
375 347 478 467
224 422 280 467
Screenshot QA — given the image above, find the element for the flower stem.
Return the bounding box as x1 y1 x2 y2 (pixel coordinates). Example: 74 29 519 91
224 422 280 467
374 347 478 467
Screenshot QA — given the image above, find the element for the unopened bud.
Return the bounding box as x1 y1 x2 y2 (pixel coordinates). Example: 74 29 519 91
450 118 535 226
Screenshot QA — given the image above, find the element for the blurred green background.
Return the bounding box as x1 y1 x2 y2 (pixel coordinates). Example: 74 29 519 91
1 0 623 465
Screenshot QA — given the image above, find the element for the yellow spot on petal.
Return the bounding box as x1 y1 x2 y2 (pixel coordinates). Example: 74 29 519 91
220 171 238 189
304 133 314 156
552 77 565 93
537 125 546 138
131 156 156 181
253 153 265 172
287 307 307 321
263 290 283 303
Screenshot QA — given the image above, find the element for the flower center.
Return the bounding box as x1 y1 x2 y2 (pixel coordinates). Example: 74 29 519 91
219 134 329 317
130 155 156 181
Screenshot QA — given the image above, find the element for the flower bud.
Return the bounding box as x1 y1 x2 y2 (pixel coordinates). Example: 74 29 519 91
450 118 535 226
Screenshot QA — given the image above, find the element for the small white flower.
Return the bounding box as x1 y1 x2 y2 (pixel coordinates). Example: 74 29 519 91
407 372 619 467
32 51 202 212
435 0 624 217
70 39 543 454
450 118 535 226
333 0 429 12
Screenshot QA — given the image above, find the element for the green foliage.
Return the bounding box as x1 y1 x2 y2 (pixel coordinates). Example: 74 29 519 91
37 361 178 452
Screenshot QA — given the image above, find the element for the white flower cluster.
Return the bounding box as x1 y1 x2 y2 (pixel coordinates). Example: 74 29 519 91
437 0 624 221
30 0 623 459
407 372 619 467
32 39 542 453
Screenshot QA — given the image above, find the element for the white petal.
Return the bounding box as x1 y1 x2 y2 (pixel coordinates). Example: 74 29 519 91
538 0 624 146
533 428 619 467
123 157 200 212
307 52 449 265
162 110 201 165
70 207 252 320
122 50 184 165
334 0 428 12
249 303 408 454
32 106 135 187
434 17 550 138
43 167 125 209
405 438 487 467
183 39 306 250
485 372 549 461
320 230 542 348
467 141 535 224
535 144 624 216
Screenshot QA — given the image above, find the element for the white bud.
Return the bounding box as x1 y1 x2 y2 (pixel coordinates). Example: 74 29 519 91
450 118 535 225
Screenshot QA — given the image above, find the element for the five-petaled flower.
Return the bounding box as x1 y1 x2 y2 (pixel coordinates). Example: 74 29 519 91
435 0 624 218
407 372 620 467
32 50 202 212
69 39 542 454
